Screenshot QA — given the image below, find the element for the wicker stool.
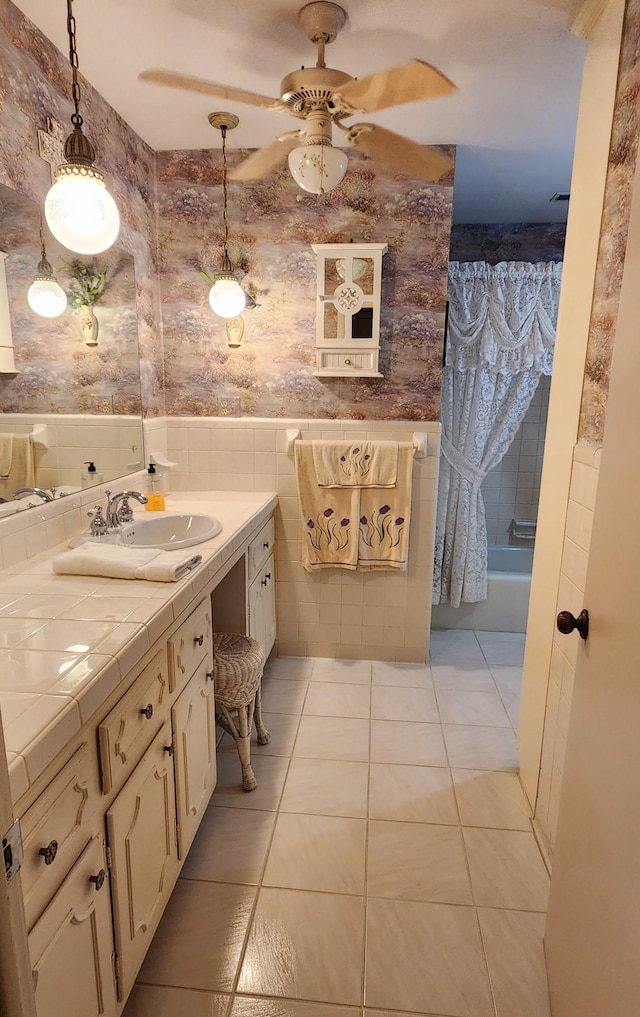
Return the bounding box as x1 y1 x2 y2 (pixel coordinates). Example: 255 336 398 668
212 632 270 791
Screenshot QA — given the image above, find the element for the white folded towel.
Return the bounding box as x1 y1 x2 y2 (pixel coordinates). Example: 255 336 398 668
52 543 202 582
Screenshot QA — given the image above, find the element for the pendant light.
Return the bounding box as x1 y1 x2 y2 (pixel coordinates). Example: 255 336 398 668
207 113 246 320
44 0 120 255
27 222 67 319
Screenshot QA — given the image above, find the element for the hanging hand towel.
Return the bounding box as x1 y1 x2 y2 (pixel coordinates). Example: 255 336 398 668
0 434 35 501
357 443 413 570
52 543 202 582
312 440 398 487
0 434 13 478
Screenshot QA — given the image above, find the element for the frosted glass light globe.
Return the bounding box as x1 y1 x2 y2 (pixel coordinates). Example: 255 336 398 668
208 278 246 319
27 277 67 318
288 144 348 195
45 170 120 255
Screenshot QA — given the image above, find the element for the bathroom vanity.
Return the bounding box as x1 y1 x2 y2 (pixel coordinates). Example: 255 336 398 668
0 490 277 1017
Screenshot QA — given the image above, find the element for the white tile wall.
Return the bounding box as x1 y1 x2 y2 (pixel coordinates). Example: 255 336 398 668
164 417 441 663
534 440 600 860
482 376 550 547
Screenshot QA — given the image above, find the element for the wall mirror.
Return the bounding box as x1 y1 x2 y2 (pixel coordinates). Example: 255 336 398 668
0 184 143 513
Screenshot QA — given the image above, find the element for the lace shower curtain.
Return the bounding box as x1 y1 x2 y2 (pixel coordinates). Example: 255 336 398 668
433 260 562 608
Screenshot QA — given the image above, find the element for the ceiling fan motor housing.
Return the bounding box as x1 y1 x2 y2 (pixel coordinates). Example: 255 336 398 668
280 67 353 117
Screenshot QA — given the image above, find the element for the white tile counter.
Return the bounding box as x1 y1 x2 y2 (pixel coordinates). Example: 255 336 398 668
0 490 276 805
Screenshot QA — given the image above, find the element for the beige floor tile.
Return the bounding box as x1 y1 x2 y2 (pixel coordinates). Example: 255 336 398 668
370 720 447 766
498 684 521 729
365 898 494 1016
261 678 309 714
281 757 369 818
123 985 229 1017
180 806 275 884
137 880 255 991
293 715 370 761
212 751 290 811
371 661 433 687
478 908 551 1017
431 662 497 692
463 828 550 911
238 887 365 1005
304 681 371 719
233 1000 361 1017
452 769 532 830
365 1012 449 1017
443 724 519 770
371 684 439 723
264 812 366 894
490 665 523 695
436 688 511 727
476 631 526 666
369 763 458 824
255 711 302 756
429 630 486 665
311 658 373 683
367 821 472 904
264 656 315 681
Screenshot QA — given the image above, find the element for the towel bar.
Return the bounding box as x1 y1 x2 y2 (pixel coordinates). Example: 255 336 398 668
285 428 427 459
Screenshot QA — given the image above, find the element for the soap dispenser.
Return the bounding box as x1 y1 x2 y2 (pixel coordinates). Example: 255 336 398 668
145 463 165 511
81 461 103 488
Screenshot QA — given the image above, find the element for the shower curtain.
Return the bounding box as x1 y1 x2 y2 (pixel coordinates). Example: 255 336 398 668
433 260 562 608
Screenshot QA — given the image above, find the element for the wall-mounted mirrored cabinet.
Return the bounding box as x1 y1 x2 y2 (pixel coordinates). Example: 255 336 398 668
311 242 387 377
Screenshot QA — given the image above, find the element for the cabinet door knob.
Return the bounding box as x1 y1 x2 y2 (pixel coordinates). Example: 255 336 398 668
261 572 271 586
557 609 589 640
344 358 352 365
206 671 214 681
194 634 204 646
163 744 174 756
89 868 106 891
140 703 153 720
263 540 270 549
39 840 58 866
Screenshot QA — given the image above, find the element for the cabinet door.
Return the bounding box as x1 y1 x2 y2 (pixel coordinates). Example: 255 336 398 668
172 657 217 859
248 552 276 660
28 833 117 1017
106 722 179 1001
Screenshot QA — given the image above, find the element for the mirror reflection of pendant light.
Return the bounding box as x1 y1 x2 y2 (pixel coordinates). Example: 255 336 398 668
27 222 67 319
44 0 120 255
287 104 347 195
207 113 246 320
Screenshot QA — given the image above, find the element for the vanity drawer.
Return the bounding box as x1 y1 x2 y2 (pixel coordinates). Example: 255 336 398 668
98 648 169 794
167 598 212 693
248 516 275 581
21 743 97 930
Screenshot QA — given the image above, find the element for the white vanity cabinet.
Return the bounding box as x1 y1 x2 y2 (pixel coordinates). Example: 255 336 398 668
247 517 276 660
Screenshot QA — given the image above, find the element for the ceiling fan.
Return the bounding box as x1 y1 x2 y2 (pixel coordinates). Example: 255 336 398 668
140 1 457 195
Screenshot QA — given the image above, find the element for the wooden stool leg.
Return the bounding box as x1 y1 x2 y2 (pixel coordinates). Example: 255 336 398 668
237 703 257 792
254 680 271 745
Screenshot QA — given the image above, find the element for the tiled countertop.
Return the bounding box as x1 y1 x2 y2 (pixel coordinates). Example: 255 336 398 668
0 490 277 806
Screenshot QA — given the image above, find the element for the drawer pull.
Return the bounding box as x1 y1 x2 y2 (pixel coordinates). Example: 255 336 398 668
89 869 106 891
139 703 154 720
39 840 58 866
194 634 204 646
163 744 174 756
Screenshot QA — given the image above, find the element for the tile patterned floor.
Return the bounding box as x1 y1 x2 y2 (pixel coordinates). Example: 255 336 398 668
123 630 551 1017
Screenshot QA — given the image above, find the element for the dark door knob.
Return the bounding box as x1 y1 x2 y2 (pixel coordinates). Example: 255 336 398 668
557 609 589 640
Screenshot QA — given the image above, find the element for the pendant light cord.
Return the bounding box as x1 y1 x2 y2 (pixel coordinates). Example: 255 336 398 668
66 0 83 128
38 219 46 262
221 125 230 258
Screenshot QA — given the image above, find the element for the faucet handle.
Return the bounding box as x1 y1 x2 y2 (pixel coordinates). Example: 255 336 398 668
117 495 135 524
88 504 109 537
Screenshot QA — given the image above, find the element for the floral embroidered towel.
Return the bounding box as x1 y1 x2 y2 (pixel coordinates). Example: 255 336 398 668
296 441 413 571
312 440 398 487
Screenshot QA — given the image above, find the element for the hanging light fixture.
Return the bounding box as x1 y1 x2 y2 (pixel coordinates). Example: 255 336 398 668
44 0 120 255
27 222 67 319
207 112 246 320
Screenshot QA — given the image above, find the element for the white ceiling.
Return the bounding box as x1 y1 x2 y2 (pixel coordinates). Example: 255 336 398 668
11 0 586 223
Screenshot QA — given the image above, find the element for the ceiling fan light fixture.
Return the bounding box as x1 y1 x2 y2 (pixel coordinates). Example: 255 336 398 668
45 0 120 255
288 142 348 195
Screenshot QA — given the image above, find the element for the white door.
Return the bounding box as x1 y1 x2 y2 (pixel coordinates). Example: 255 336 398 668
544 151 640 1013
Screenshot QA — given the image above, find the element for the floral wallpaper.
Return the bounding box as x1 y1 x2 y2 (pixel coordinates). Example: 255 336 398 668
157 147 454 421
0 0 163 416
450 222 566 264
579 0 640 443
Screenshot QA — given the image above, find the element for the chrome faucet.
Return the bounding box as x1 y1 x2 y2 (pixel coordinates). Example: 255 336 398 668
13 486 54 503
105 489 148 528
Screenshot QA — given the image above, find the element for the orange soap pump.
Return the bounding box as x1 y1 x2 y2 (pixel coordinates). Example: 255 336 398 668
145 463 165 511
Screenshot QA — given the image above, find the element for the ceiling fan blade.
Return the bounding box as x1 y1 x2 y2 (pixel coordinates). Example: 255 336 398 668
228 133 304 181
334 59 456 114
139 70 284 111
348 124 453 182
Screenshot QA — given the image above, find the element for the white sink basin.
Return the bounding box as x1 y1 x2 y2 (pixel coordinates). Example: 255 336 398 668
118 513 222 550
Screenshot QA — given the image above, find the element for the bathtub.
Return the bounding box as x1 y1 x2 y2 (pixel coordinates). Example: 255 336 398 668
430 545 533 633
